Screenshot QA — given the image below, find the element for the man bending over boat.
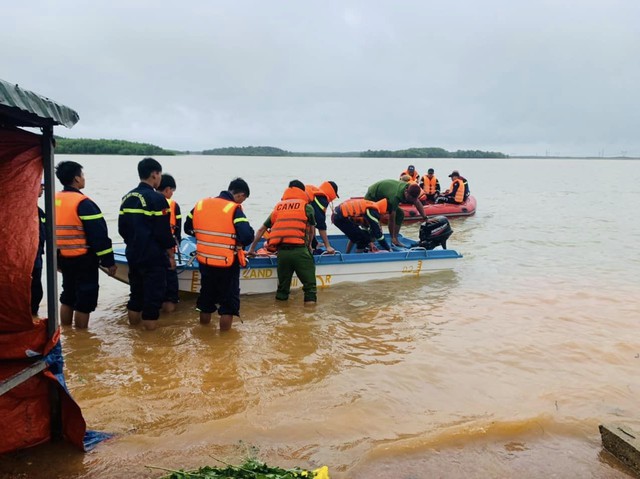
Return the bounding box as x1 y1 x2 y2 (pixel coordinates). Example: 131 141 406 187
305 181 339 254
332 198 391 253
248 180 317 305
184 178 254 331
364 179 426 247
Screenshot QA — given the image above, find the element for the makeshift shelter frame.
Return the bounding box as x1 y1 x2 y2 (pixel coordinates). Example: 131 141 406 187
0 79 79 441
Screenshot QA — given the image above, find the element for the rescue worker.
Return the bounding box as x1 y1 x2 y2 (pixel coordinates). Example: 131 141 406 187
332 198 391 253
158 174 181 312
364 179 426 247
248 180 317 305
420 168 440 202
400 164 419 182
54 161 116 329
439 170 469 204
31 181 46 317
118 157 176 331
305 181 339 254
184 178 254 331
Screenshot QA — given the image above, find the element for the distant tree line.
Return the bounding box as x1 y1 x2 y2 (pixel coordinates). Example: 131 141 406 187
54 137 175 156
202 146 291 156
360 147 508 158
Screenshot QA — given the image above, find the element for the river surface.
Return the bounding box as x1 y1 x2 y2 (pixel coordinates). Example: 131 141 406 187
1 155 639 478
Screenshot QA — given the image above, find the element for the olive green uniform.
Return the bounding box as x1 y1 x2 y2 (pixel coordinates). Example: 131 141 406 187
364 179 409 225
264 204 317 302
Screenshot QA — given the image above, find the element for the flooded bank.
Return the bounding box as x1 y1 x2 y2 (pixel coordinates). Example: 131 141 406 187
1 156 639 478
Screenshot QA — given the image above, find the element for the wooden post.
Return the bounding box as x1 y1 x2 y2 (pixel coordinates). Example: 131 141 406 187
600 423 640 475
42 125 62 440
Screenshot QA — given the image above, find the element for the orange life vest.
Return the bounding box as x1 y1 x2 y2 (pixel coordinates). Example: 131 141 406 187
339 198 387 221
269 187 309 247
192 197 241 268
422 175 438 195
305 182 337 211
55 191 89 257
167 198 177 230
448 178 465 203
401 170 419 182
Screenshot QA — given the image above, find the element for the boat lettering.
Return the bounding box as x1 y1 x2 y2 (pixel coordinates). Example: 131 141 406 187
402 261 423 276
241 268 273 279
316 274 332 287
191 271 201 292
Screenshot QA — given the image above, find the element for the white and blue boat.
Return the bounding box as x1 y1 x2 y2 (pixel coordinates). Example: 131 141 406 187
109 230 462 295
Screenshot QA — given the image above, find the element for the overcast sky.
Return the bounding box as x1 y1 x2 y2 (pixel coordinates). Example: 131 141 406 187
3 1 639 156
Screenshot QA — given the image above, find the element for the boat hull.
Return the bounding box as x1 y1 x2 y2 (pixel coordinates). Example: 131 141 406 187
381 195 477 224
108 235 462 295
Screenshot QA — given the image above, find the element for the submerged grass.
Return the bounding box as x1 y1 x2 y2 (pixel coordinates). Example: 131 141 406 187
151 459 329 479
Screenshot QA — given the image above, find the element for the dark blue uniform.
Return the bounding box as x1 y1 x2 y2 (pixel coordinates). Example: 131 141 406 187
310 194 329 249
184 191 255 316
333 205 389 251
31 206 46 315
118 182 175 320
58 187 115 314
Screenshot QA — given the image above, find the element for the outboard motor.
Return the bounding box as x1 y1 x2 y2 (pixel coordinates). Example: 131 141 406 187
418 216 453 250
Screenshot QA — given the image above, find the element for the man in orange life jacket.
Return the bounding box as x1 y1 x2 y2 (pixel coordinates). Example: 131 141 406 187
332 198 391 253
400 164 419 182
305 181 338 254
184 178 254 331
158 173 182 312
119 158 176 331
420 168 440 202
440 170 469 204
248 180 317 304
54 161 116 329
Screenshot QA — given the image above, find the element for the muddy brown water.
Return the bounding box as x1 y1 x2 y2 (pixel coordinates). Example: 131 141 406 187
1 156 639 478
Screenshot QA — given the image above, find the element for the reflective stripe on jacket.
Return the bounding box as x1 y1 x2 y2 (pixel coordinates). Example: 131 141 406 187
269 187 309 247
422 175 439 195
449 178 465 203
55 191 89 257
192 197 241 268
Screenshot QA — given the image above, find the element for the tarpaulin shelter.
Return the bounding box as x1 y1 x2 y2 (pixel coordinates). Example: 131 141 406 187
0 79 101 454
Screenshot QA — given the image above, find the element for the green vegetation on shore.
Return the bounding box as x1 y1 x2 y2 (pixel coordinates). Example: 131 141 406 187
54 137 175 155
202 145 508 158
53 137 508 158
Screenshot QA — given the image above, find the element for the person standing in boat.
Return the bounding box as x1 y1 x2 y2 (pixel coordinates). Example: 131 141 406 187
399 164 419 182
248 180 317 305
364 179 426 247
439 170 469 204
31 180 46 317
305 181 339 254
332 198 391 253
118 158 175 331
420 168 440 203
158 174 182 313
55 161 116 328
184 178 254 331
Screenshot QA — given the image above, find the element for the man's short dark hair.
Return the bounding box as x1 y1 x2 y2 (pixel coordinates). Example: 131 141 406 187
55 161 83 186
288 179 305 191
159 174 176 190
228 177 250 197
138 157 162 180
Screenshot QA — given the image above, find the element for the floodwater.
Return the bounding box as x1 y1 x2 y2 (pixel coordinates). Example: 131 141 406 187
1 155 639 478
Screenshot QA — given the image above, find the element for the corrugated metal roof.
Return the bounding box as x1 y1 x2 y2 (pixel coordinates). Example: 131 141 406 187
0 78 79 128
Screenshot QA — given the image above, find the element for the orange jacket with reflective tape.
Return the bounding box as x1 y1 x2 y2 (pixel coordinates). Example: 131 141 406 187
192 197 241 268
421 175 439 195
401 170 419 182
55 191 89 257
167 198 177 230
447 178 465 203
269 187 309 247
339 198 386 225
